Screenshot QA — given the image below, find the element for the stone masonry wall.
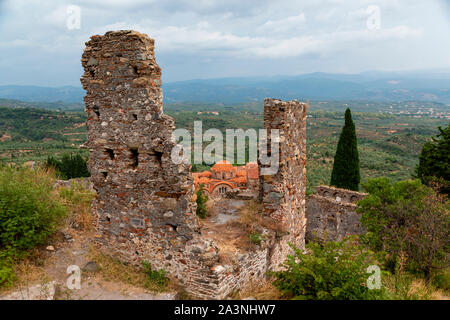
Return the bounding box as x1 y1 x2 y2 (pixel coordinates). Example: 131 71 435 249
81 31 307 299
258 98 308 264
81 31 222 299
306 185 367 242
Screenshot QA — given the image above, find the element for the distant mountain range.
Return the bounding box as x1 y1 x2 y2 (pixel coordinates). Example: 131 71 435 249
0 85 84 104
1 71 450 105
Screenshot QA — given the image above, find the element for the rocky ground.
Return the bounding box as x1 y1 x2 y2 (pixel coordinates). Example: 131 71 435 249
0 225 177 300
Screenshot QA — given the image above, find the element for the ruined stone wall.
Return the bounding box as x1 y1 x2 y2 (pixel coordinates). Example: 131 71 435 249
315 185 366 203
306 186 367 242
81 31 308 299
81 31 223 298
258 98 308 264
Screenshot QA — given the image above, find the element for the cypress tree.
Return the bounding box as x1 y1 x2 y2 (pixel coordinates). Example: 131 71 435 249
330 108 360 191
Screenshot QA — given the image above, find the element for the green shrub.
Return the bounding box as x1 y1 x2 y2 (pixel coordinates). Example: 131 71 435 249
45 153 90 180
0 166 67 286
0 253 15 287
358 178 450 281
433 270 450 291
415 124 449 195
0 166 66 256
383 271 441 300
271 236 384 300
195 184 208 219
142 261 169 289
248 232 262 245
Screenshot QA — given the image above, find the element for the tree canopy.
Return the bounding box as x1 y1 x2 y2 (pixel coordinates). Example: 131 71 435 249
415 124 450 194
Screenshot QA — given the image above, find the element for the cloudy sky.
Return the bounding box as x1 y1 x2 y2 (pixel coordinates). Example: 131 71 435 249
0 0 449 86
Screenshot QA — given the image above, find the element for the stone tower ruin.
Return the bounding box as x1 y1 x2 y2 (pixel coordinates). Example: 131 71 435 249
259 98 308 263
81 30 307 299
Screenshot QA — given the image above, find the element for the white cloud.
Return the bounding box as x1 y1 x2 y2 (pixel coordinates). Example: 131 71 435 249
95 20 422 59
315 9 336 22
259 13 306 33
0 0 446 85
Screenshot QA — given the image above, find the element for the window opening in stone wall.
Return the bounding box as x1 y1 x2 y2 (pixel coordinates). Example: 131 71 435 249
106 148 115 160
154 150 163 166
130 148 139 169
93 105 100 118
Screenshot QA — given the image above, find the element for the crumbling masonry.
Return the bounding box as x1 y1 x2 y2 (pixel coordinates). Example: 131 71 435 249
306 185 366 242
81 30 307 299
258 98 308 264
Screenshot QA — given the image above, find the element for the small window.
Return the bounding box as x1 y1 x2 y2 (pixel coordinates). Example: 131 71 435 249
130 148 139 169
93 105 100 118
155 151 163 166
105 148 114 160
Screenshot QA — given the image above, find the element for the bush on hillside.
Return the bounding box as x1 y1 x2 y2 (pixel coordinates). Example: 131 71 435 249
0 166 66 286
271 236 384 300
358 178 450 282
0 166 66 255
415 124 450 195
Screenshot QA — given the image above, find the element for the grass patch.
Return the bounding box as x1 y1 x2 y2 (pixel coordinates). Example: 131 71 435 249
87 246 172 293
383 271 448 300
142 261 169 290
232 280 282 300
0 248 49 295
58 179 95 231
224 200 284 250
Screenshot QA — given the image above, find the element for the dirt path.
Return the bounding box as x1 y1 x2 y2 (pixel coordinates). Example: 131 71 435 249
1 227 176 300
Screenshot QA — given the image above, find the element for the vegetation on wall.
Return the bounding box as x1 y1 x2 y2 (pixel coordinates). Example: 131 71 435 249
195 183 208 219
